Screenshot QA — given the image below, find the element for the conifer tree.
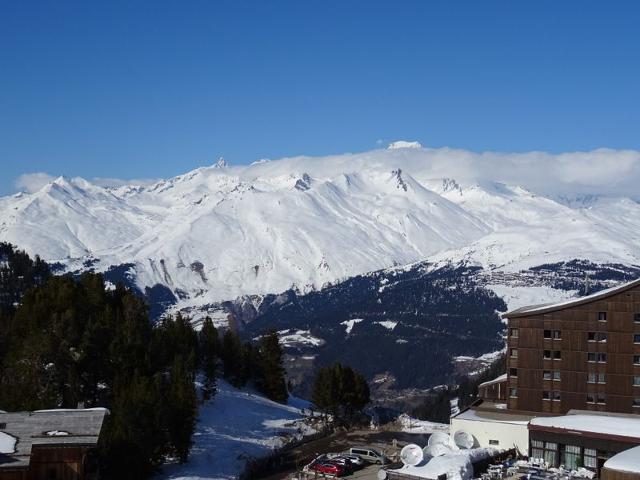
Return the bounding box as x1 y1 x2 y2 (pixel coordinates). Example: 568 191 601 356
198 317 219 401
257 330 288 403
166 356 197 463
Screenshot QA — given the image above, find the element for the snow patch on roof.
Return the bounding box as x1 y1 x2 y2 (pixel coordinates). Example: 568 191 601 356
530 414 640 439
0 431 17 454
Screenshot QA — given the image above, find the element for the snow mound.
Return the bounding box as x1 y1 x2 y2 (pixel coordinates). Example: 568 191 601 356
398 413 449 434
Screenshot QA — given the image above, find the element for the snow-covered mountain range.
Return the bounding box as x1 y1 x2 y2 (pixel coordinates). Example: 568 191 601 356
2 143 640 317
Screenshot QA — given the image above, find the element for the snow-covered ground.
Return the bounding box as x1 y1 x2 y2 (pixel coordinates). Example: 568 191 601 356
397 414 449 434
159 380 320 480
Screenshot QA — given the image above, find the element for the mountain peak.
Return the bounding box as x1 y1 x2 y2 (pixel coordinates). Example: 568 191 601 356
214 157 228 168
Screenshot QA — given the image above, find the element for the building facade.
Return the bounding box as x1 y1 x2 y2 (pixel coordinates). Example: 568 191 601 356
0 409 107 480
504 280 640 415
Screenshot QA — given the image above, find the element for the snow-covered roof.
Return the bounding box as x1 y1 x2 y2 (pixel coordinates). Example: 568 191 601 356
0 409 108 469
504 278 640 318
478 373 507 389
454 407 532 425
389 448 499 480
604 446 640 474
529 414 640 441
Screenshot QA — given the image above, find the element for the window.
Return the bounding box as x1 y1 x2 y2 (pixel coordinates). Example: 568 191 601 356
634 313 640 323
510 328 519 338
584 448 597 470
543 442 558 466
553 350 562 360
562 445 581 470
553 330 561 339
510 388 517 398
598 373 606 384
634 334 640 344
531 440 544 460
552 391 561 401
598 353 607 363
588 372 606 383
588 352 596 362
634 376 640 386
543 390 550 400
587 393 595 403
597 393 606 404
634 398 640 408
489 440 499 445
510 348 518 358
544 329 552 339
531 440 558 465
544 370 552 380
0 423 5 429
635 355 640 365
553 371 561 381
509 368 518 377
588 332 607 342
544 350 552 359
598 312 607 321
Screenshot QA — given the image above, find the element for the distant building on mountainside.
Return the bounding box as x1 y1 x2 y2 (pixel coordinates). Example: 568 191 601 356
0 408 107 480
451 277 640 477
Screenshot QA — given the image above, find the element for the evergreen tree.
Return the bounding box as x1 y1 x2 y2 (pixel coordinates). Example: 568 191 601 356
166 356 197 463
257 330 288 403
220 329 243 386
198 317 219 401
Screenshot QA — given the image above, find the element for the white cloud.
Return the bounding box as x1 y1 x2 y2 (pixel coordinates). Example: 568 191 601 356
91 177 161 188
14 173 57 193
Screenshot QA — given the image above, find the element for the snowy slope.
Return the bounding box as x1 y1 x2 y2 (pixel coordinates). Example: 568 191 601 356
2 145 640 313
160 380 318 480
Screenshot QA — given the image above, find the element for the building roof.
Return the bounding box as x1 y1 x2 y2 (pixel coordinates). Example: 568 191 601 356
503 278 640 318
454 406 535 425
0 408 108 469
478 373 507 389
604 446 640 474
529 413 640 443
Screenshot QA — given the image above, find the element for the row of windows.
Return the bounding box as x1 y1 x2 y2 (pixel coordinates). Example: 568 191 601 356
509 329 640 342
510 348 640 364
511 389 640 407
508 369 640 386
530 442 597 470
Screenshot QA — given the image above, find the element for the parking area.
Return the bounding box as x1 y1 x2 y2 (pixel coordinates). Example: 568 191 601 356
258 428 429 480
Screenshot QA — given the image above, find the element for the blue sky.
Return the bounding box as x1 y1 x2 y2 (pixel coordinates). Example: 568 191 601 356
1 1 639 195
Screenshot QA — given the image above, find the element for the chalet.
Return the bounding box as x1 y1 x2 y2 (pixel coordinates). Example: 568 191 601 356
0 408 107 480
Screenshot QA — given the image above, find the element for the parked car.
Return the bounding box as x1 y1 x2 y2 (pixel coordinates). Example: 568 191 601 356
338 454 365 467
326 452 365 468
325 457 355 473
349 447 389 465
309 462 345 476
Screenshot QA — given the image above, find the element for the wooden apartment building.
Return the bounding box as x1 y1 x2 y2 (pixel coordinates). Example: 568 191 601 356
503 278 640 415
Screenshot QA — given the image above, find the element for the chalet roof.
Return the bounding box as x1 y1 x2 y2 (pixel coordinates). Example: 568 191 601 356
0 408 108 469
503 278 640 318
478 373 507 389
